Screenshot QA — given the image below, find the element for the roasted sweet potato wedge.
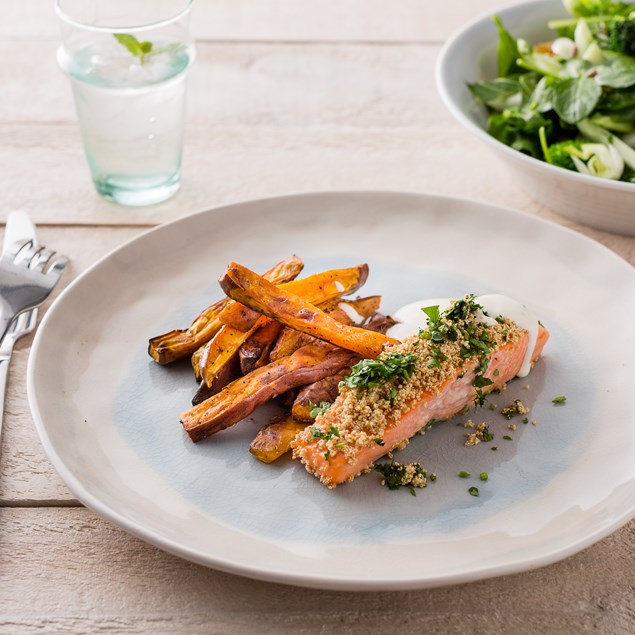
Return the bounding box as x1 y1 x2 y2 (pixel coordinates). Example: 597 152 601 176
218 264 369 331
239 320 283 375
148 297 227 366
181 342 358 441
249 414 308 463
191 354 241 405
219 263 399 359
148 255 303 364
292 368 350 422
290 310 397 420
196 265 372 389
269 296 382 362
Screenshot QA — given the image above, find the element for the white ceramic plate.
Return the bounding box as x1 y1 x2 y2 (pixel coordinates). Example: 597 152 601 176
28 192 635 590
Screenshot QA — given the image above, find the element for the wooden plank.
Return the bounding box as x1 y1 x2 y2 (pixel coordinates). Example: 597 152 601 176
0 508 633 633
0 41 438 125
0 227 145 504
4 0 515 43
0 121 633 260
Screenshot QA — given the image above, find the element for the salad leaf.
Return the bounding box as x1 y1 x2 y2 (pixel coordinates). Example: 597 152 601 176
564 0 634 18
527 76 554 112
595 51 635 88
549 76 602 123
488 109 553 157
591 111 635 133
606 18 635 56
492 15 519 77
467 78 521 110
598 86 635 111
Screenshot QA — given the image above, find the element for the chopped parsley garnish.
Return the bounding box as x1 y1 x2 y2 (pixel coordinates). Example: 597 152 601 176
480 425 494 442
417 295 496 409
342 353 417 392
552 395 567 404
310 425 340 462
310 425 340 441
308 401 331 418
491 446 498 451
374 461 428 496
503 435 513 441
473 375 494 388
373 438 385 446
468 486 480 497
458 470 471 478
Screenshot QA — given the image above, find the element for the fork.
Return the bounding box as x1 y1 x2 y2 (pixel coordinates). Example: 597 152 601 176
0 308 38 447
0 239 68 345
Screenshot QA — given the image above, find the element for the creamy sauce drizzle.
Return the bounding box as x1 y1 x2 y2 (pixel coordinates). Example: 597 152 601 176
386 294 539 378
337 302 364 324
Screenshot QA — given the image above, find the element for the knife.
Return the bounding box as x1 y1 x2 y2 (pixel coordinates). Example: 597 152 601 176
2 211 38 255
0 212 39 454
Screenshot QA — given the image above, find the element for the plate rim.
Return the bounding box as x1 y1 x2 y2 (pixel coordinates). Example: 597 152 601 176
27 189 635 590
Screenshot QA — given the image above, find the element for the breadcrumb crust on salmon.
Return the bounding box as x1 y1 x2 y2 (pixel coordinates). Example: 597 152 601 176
290 294 550 487
293 317 523 466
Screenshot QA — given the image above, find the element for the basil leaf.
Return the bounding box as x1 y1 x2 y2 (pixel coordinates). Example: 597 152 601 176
492 15 519 77
550 77 602 124
468 78 521 111
596 51 635 89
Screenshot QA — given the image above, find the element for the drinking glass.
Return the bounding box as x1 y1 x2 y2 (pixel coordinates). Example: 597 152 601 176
56 0 195 206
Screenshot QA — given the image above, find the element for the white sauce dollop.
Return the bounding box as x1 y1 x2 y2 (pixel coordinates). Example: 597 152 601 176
386 294 539 378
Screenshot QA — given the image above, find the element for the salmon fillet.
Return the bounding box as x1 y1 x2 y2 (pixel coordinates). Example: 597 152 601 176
292 300 549 488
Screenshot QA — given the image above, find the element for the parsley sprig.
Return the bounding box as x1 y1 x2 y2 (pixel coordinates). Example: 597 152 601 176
310 425 340 441
342 353 417 401
308 401 331 418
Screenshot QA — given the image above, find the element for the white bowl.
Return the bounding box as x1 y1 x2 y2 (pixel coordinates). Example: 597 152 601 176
436 0 635 236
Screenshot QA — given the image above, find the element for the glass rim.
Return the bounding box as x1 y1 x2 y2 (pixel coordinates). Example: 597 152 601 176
55 0 194 33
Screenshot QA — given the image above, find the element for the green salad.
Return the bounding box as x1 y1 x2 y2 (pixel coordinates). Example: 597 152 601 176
469 0 635 183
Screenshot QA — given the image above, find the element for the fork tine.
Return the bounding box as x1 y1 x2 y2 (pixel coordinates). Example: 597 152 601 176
16 243 42 267
46 255 68 278
29 248 55 272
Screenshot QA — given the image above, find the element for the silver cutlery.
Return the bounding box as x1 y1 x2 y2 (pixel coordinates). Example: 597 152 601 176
0 235 68 345
0 212 68 453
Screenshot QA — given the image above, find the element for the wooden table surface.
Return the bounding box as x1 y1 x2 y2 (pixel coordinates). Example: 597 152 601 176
1 1 634 633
